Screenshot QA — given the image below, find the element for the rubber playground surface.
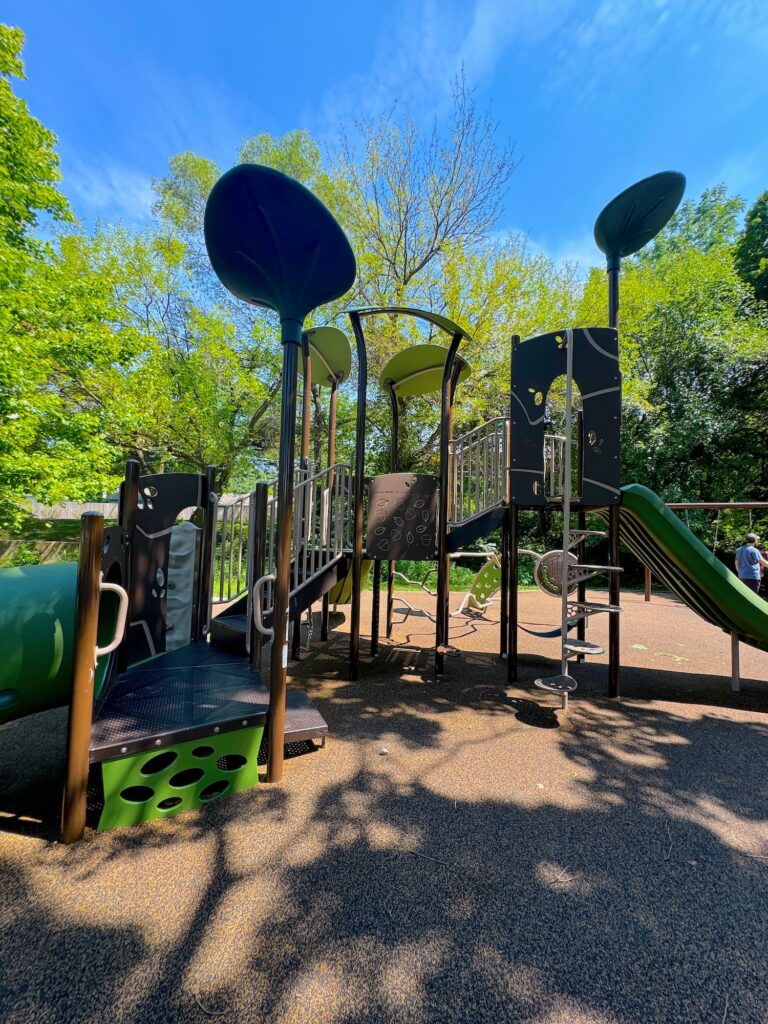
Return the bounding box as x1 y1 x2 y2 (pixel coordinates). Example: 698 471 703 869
1 589 767 1023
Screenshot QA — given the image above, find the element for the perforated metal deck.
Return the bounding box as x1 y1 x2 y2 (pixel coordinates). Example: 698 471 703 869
90 642 328 762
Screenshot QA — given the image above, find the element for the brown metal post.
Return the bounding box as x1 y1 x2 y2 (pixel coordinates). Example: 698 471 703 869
500 518 509 658
435 333 463 675
61 513 103 844
250 483 268 670
371 559 381 656
321 377 340 641
267 328 301 784
644 565 652 602
301 341 312 468
386 382 398 638
348 312 368 680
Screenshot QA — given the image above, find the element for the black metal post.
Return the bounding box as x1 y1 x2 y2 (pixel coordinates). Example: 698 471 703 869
507 336 520 683
197 465 217 642
508 504 519 683
267 325 301 784
117 459 139 673
435 332 463 675
607 258 621 697
348 312 368 680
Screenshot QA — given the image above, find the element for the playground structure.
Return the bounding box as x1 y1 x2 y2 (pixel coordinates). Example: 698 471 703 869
3 166 768 843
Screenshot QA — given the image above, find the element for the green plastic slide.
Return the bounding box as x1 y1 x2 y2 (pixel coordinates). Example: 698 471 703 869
612 484 768 653
0 563 120 726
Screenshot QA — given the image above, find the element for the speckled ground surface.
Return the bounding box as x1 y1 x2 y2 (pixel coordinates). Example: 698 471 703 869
1 588 767 1023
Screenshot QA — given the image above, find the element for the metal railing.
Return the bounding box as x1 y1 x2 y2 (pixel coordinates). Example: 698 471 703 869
211 464 322 608
259 458 354 623
212 492 251 606
449 417 509 526
544 432 567 500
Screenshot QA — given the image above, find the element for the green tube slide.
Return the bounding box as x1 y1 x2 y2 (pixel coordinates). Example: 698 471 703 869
607 484 768 653
0 563 120 726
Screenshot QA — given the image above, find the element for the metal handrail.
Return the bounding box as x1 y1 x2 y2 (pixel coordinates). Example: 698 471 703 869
448 417 508 526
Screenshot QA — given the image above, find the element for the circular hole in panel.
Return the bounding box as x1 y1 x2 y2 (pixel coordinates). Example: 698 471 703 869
534 392 544 406
0 689 20 711
143 485 158 497
157 796 183 811
199 779 230 802
120 785 155 804
156 567 165 587
216 754 247 772
192 746 215 759
140 751 178 776
168 767 205 788
588 430 597 445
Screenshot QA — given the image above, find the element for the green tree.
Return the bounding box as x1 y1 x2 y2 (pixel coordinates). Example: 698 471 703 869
734 190 768 302
0 26 127 527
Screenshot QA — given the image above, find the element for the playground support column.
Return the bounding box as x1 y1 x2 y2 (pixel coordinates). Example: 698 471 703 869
576 509 587 657
198 465 217 640
386 382 398 639
349 313 368 680
267 326 301 784
644 566 652 602
371 560 381 656
292 342 312 661
61 512 103 844
507 503 519 682
608 260 621 698
435 336 463 675
321 377 339 641
500 518 509 658
117 459 140 674
250 483 268 670
731 631 740 692
507 335 520 684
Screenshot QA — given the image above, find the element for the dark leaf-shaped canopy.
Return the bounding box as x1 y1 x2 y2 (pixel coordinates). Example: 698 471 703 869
594 172 686 264
204 164 356 330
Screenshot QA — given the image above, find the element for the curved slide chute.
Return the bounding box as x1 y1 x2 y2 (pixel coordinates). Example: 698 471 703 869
606 484 768 653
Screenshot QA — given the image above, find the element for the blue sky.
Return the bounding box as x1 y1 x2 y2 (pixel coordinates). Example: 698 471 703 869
6 0 768 269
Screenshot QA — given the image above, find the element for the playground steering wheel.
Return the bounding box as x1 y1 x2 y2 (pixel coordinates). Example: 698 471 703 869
520 549 579 597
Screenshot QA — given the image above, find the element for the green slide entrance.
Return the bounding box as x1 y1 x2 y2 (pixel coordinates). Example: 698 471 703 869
611 484 768 653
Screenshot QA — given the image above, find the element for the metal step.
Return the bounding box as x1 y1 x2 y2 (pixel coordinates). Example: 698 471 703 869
564 639 604 656
534 674 578 693
567 600 621 615
567 530 606 549
567 564 623 586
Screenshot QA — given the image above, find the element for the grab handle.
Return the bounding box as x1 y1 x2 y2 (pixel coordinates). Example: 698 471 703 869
252 574 276 640
95 577 129 657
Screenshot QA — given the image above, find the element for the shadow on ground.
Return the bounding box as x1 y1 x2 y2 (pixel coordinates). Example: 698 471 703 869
2 642 768 1023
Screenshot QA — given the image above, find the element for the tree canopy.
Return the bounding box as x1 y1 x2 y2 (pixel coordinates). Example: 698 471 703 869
1 22 767 541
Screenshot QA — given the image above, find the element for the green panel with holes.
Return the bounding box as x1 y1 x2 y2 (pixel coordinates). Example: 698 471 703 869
97 725 264 832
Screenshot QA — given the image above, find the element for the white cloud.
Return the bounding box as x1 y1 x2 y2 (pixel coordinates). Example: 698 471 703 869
63 156 154 225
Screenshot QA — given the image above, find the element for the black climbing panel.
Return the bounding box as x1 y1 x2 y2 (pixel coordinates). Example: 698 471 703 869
367 473 438 561
510 327 621 506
